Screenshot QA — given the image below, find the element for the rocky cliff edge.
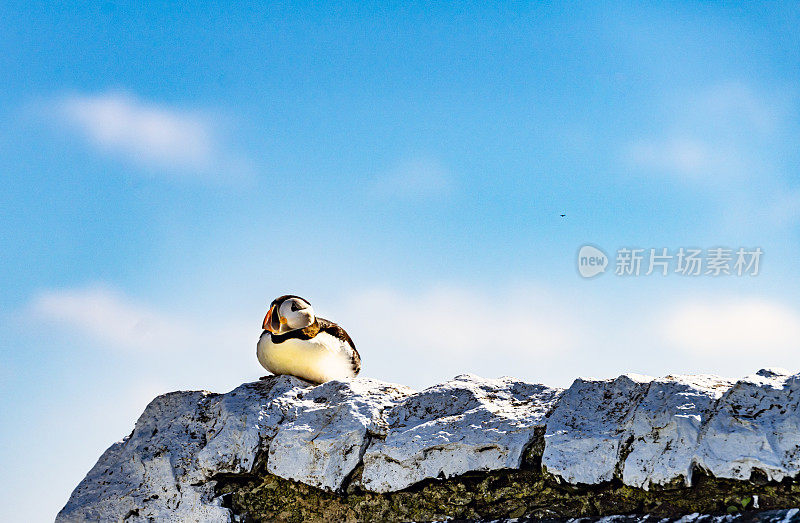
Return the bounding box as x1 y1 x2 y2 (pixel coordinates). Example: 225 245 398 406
57 369 800 522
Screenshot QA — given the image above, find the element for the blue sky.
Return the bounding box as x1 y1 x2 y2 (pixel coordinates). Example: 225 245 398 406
2 2 800 520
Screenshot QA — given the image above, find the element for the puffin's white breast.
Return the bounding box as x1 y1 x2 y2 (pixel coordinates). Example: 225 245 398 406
257 332 355 383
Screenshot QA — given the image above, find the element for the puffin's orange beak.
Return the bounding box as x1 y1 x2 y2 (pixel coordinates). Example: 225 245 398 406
263 305 275 332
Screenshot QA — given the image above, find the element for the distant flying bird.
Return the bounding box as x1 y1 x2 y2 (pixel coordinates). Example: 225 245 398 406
257 295 361 384
560 214 566 217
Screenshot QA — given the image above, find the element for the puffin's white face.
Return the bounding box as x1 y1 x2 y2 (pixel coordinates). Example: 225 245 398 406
263 296 315 335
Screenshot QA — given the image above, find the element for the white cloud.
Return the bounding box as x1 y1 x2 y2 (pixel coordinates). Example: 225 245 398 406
28 285 196 352
663 298 800 357
331 285 581 386
373 157 453 198
26 284 257 358
21 281 604 390
25 282 798 393
351 286 575 353
52 92 252 181
23 283 262 390
625 137 728 178
622 82 788 184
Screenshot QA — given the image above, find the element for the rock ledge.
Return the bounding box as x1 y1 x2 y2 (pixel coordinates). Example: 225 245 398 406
57 369 800 522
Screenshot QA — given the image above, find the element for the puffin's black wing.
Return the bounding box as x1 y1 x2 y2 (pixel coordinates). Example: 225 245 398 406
317 317 361 376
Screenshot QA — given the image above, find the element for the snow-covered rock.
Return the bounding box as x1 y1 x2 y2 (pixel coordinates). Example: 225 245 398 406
196 377 301 477
621 374 734 489
57 389 234 523
267 378 414 490
696 368 800 482
58 369 800 522
542 373 738 488
56 376 412 522
542 374 653 484
361 374 563 492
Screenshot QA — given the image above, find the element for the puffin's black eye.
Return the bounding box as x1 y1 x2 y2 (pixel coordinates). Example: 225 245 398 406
290 302 300 312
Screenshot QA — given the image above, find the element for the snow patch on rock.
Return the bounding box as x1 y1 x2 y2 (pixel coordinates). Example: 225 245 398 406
696 368 800 482
196 377 302 477
543 374 653 484
361 374 563 492
542 374 740 488
622 374 734 489
267 378 414 490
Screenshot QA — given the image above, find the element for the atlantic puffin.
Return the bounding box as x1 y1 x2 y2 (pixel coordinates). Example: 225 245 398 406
257 295 361 384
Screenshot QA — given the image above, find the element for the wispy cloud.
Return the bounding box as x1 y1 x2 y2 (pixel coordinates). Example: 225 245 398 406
621 82 800 234
27 285 196 352
372 156 453 198
49 91 252 182
625 137 730 179
663 297 800 357
698 82 781 135
24 282 798 389
332 284 580 385
21 282 590 389
26 284 254 357
622 82 788 184
331 284 800 387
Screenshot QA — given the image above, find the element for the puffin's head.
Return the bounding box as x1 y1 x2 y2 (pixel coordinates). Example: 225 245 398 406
263 295 316 335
